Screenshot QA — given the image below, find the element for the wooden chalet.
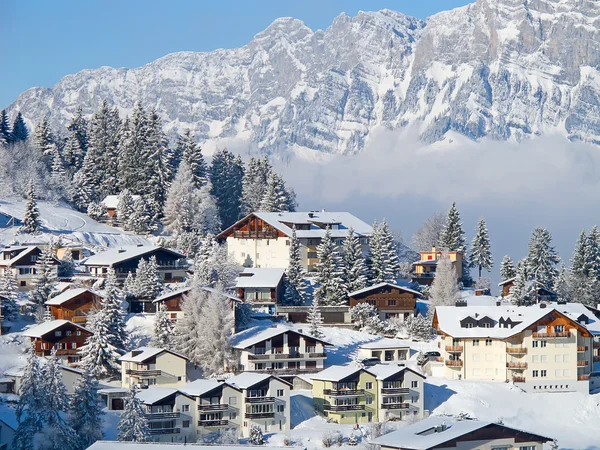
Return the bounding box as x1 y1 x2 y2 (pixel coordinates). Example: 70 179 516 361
348 282 420 321
236 268 285 314
498 277 557 301
45 287 103 324
22 320 93 365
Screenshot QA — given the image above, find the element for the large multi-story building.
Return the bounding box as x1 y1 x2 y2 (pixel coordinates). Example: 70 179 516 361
433 304 595 392
216 211 372 272
412 247 463 285
120 347 189 389
312 364 425 424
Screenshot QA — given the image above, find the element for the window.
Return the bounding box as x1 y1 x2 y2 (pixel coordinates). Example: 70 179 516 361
541 355 548 363
31 255 38 262
485 339 492 346
307 252 318 258
472 339 479 346
555 370 562 378
177 376 182 381
182 420 190 428
532 355 540 363
541 370 547 377
55 331 62 337
366 397 373 405
182 405 190 412
365 382 373 390
472 368 480 376
230 412 237 420
229 397 237 405
286 240 290 246
483 323 491 328
411 381 418 388
520 446 536 450
411 396 418 403
555 355 562 363
277 389 284 397
277 404 285 412
472 353 480 361
387 300 396 307
466 323 473 328
555 325 564 333
20 281 26 287
563 354 570 362
65 331 72 337
541 341 547 348
533 370 539 377
70 342 77 349
366 300 376 306
76 331 81 336
563 369 570 377
532 341 539 348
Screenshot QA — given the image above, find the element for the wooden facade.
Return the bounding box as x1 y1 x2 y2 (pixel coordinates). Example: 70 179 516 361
48 290 102 324
217 214 287 240
28 322 92 365
349 284 419 320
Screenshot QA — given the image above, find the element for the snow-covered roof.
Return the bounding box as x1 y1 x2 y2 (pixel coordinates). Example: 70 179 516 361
22 320 91 338
135 387 179 404
551 302 600 335
231 325 331 349
348 282 422 298
366 364 425 381
101 195 140 209
226 372 273 389
152 287 191 303
88 442 292 450
498 277 516 286
83 245 185 267
434 305 590 339
0 245 39 267
120 347 188 363
311 365 363 382
0 403 18 431
236 268 285 288
373 416 551 449
180 379 227 397
359 338 412 350
45 287 100 306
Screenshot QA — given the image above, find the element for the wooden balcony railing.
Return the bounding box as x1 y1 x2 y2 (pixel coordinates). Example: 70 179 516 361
507 362 527 369
233 231 278 239
323 404 365 412
72 316 87 323
381 403 409 410
126 369 162 377
198 404 229 412
381 387 409 395
577 346 588 352
323 389 365 396
445 346 463 353
578 375 590 381
198 420 229 427
149 428 180 435
246 397 275 404
577 360 588 367
445 360 463 367
532 331 571 338
512 376 526 383
245 412 275 419
506 347 527 354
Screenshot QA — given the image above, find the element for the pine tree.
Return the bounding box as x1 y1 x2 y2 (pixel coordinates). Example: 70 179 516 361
429 256 460 307
179 129 207 189
249 424 264 445
0 109 11 145
314 227 345 306
118 103 148 194
585 226 600 279
307 296 324 339
241 156 270 216
19 181 40 234
68 371 104 448
260 172 295 212
117 390 150 442
283 227 305 305
66 106 89 154
526 227 560 288
79 307 122 377
0 269 19 320
144 107 170 221
176 287 207 365
193 235 217 287
499 255 516 281
469 217 493 279
11 112 29 142
152 302 175 348
368 220 400 284
572 230 588 277
34 116 54 158
87 202 106 222
127 197 152 234
41 348 69 425
210 149 243 227
145 256 163 300
30 247 57 318
554 265 572 303
102 268 128 350
117 189 135 228
509 260 533 306
341 227 367 295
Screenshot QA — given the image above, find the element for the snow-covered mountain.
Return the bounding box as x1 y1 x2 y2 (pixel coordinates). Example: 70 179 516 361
7 0 600 154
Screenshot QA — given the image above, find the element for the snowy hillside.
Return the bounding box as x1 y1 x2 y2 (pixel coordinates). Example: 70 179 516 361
0 199 149 248
6 0 600 155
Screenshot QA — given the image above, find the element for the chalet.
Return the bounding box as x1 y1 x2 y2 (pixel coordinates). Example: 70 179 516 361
45 287 103 324
231 325 332 384
357 338 411 363
411 247 463 286
101 194 141 218
0 245 60 290
136 387 197 443
348 283 420 321
236 267 285 314
22 320 92 366
120 347 189 389
433 305 594 392
498 277 557 301
373 416 552 450
276 305 351 324
82 245 187 282
217 211 372 272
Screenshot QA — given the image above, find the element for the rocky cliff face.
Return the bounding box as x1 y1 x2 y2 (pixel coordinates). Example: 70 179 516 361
7 0 600 154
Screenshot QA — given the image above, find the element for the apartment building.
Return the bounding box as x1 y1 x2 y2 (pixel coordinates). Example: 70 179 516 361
312 364 425 424
433 305 595 393
231 325 331 381
136 388 196 443
217 211 372 271
120 347 189 388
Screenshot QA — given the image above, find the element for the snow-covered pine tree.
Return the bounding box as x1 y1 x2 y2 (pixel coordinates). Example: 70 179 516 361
68 370 104 448
179 129 207 189
66 105 88 165
152 302 175 348
314 227 345 306
117 390 151 442
42 306 54 322
259 172 295 212
117 189 135 228
341 226 367 296
30 247 57 319
0 269 19 320
58 247 75 277
411 212 446 252
499 255 516 281
118 103 148 195
196 289 235 375
526 227 560 288
41 348 69 425
469 217 493 279
211 242 241 292
79 306 122 377
585 226 600 279
0 109 11 145
249 424 264 445
554 265 572 303
509 260 531 306
307 297 324 339
144 256 163 300
193 235 216 287
102 268 128 350
571 230 588 277
241 156 271 216
283 227 305 305
175 287 208 365
11 112 29 142
144 107 170 221
428 255 461 307
87 201 106 222
368 219 400 284
210 149 243 228
62 133 83 176
19 181 40 234
127 197 152 234
34 116 54 159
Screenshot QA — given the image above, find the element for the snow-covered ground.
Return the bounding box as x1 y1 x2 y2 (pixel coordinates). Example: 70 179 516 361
0 198 149 248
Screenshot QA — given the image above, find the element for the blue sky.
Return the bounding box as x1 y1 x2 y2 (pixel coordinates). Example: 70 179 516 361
2 0 471 109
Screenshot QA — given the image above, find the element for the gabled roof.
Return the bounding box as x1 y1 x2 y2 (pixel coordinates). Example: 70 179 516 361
45 287 101 306
231 325 332 349
120 347 188 363
0 245 58 267
348 282 422 298
152 287 191 303
180 379 233 397
366 364 425 381
498 277 516 286
373 417 552 449
311 365 363 382
83 245 186 267
226 372 292 389
217 211 372 240
236 268 285 288
135 387 195 405
359 338 412 350
22 320 92 339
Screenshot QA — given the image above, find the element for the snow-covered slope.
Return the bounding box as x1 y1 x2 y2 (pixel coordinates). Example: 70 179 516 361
7 0 600 155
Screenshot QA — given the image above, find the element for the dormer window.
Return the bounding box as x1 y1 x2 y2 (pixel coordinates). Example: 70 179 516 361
466 323 473 328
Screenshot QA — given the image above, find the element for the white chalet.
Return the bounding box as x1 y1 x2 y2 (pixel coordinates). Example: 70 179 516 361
120 347 189 389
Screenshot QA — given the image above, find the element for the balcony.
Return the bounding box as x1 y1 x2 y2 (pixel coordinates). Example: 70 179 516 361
149 428 180 435
512 376 526 383
577 360 589 367
251 368 320 376
245 412 275 419
323 404 365 412
506 347 527 355
246 397 275 404
412 272 435 279
233 231 278 239
506 362 527 370
594 342 600 349
198 419 229 427
445 346 463 353
381 403 409 410
198 404 229 412
381 387 409 395
146 412 181 420
248 354 271 361
578 375 590 381
54 349 80 356
532 331 571 338
323 389 365 397
445 360 463 367
126 369 162 377
249 352 327 361
577 346 588 352
72 316 87 323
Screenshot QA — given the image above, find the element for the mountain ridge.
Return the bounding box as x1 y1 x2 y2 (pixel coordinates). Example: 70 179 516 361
7 0 600 155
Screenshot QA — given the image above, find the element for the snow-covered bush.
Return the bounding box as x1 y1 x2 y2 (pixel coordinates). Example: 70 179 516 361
349 303 386 335
87 201 106 221
348 433 359 446
249 424 264 445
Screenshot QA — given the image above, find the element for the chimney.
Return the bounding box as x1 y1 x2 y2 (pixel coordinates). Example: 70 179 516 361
496 301 501 306
321 208 326 212
131 350 142 357
118 249 126 253
308 212 314 218
540 303 547 309
432 247 436 252
136 243 143 247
